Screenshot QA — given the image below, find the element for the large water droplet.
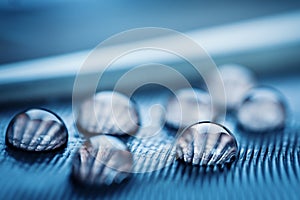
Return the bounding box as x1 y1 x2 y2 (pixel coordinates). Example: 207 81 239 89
176 121 238 166
210 64 256 110
165 88 213 129
76 91 140 136
71 135 133 186
237 86 287 132
6 108 68 152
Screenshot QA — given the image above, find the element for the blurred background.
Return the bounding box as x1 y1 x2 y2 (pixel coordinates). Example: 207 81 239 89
1 0 300 64
0 0 300 116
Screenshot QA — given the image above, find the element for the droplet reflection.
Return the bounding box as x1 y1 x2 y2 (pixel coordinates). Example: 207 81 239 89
71 135 133 186
237 86 287 132
76 91 140 136
6 108 68 152
165 88 214 129
210 64 256 111
176 121 238 166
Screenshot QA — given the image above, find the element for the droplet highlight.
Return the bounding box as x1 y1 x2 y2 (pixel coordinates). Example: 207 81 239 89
237 86 287 132
76 91 140 136
71 135 133 186
176 121 238 166
165 88 213 129
6 108 68 152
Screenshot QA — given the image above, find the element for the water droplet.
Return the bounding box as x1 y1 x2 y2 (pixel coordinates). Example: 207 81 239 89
165 88 213 129
210 64 256 110
6 108 68 152
176 121 238 166
76 91 140 136
71 135 133 186
237 86 287 132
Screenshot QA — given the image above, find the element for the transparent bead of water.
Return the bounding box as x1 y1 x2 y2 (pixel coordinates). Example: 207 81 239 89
210 64 256 111
176 121 238 166
71 135 133 186
165 88 214 129
237 86 287 132
6 108 68 152
76 91 140 136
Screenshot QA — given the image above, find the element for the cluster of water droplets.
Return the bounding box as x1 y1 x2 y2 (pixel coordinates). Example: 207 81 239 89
4 64 288 187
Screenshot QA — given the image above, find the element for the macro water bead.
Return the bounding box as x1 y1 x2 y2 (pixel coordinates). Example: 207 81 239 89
209 64 256 110
71 135 133 186
76 91 140 136
165 88 214 129
237 86 287 132
176 121 238 166
6 108 68 152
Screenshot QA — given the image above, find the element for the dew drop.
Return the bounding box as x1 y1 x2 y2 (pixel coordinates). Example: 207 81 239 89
237 86 287 132
176 121 238 166
165 88 214 129
71 135 133 186
210 64 256 110
5 108 68 152
76 91 140 136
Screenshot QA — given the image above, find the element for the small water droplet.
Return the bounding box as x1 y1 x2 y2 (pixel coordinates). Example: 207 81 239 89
165 88 213 129
176 121 238 166
210 64 256 110
237 86 287 132
71 135 133 186
6 108 68 152
76 91 140 136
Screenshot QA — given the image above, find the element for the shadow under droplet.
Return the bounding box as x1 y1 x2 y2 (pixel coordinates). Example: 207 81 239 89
69 174 131 196
177 158 235 173
5 145 67 165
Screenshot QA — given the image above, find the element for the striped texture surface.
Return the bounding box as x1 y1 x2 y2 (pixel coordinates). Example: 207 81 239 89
0 90 299 200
